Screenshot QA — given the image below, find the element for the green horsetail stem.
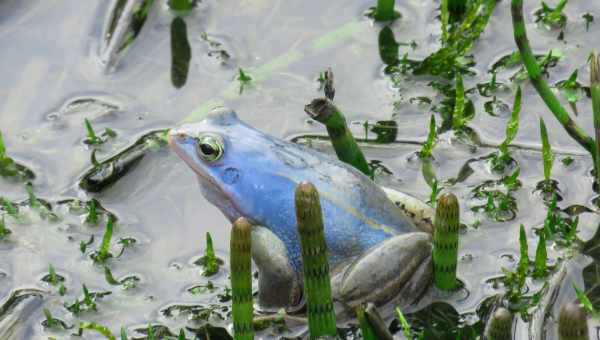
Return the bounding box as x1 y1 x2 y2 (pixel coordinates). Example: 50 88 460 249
230 217 254 340
511 0 597 161
304 98 372 179
486 307 513 340
433 193 460 291
591 53 600 182
374 0 397 22
295 182 337 339
558 301 589 340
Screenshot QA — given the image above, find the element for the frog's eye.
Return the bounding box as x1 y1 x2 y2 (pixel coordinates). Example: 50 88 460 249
196 134 224 162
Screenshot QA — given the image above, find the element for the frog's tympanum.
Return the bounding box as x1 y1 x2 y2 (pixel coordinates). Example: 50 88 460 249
169 108 433 314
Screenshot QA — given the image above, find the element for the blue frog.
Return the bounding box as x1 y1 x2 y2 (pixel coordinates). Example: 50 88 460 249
169 108 433 312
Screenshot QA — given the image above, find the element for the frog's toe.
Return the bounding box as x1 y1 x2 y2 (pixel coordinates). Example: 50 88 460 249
331 232 432 308
251 226 301 311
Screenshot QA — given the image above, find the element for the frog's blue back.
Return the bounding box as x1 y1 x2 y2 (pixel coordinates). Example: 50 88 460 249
177 109 418 272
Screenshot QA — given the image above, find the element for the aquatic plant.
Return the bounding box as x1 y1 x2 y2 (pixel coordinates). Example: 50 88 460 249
304 98 372 178
486 307 513 340
533 232 548 278
356 305 377 340
0 131 35 181
238 68 253 94
534 0 568 30
196 232 222 276
433 193 460 291
418 116 438 159
295 182 337 339
490 87 522 172
84 118 116 146
511 0 600 183
93 215 116 263
230 217 254 340
573 283 597 317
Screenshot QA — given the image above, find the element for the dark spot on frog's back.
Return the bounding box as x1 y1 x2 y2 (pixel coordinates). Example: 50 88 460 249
223 167 241 184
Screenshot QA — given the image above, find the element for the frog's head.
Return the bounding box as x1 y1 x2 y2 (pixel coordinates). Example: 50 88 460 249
169 107 293 223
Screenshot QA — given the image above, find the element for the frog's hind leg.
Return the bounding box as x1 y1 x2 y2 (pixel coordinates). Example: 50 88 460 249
251 226 302 311
331 232 433 310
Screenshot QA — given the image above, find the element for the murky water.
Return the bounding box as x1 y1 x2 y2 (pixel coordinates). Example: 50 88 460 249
2 0 600 339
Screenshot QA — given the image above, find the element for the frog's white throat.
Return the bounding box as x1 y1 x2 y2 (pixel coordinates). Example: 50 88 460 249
195 174 241 222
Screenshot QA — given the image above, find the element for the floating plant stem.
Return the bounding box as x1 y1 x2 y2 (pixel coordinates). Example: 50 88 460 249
558 301 589 340
540 118 554 182
511 0 597 160
395 307 415 338
230 217 254 340
295 182 337 339
591 53 600 182
79 130 168 192
433 193 460 291
486 307 513 340
168 0 196 11
304 98 372 178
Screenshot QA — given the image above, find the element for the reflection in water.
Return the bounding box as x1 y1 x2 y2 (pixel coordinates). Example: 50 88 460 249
100 0 157 72
171 17 191 89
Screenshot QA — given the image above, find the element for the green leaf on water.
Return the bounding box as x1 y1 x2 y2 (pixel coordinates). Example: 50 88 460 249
419 115 437 159
501 86 521 155
79 321 116 340
104 266 120 285
120 327 128 340
539 118 554 181
85 199 99 225
535 0 568 29
533 232 547 278
573 282 597 316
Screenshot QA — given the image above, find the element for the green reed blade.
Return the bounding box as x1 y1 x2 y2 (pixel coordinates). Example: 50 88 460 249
591 53 600 182
539 118 554 181
295 182 337 339
230 217 254 340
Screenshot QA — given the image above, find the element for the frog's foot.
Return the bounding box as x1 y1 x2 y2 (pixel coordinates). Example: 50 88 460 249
381 187 434 234
331 232 433 309
251 226 302 311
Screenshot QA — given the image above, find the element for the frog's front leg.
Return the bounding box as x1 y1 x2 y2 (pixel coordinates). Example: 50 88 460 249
331 232 433 309
251 226 301 311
